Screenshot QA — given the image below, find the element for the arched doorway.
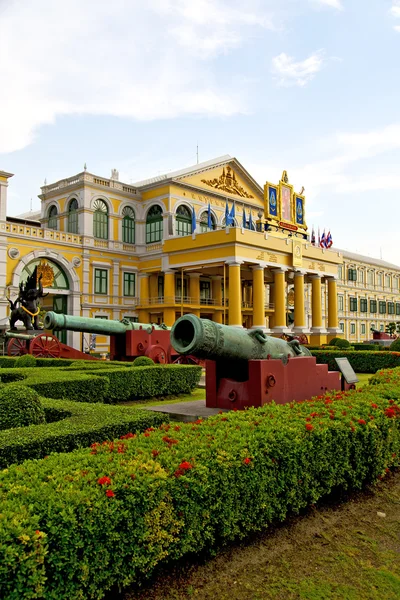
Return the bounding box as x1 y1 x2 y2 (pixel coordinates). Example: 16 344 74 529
20 259 70 343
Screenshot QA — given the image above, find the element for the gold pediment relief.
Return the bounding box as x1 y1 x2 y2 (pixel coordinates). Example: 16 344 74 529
37 259 55 287
200 166 254 198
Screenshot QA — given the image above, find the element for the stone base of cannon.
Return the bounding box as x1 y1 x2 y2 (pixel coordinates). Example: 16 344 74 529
205 356 354 410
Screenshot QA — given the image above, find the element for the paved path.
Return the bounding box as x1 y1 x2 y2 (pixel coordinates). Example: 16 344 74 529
143 400 228 422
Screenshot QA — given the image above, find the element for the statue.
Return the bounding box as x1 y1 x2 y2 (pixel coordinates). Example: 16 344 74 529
8 267 48 331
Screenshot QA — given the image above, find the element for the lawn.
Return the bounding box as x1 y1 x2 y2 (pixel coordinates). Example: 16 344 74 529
123 467 400 600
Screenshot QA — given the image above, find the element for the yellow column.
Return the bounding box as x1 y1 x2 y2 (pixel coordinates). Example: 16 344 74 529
272 268 287 331
252 265 265 329
293 271 306 330
211 276 223 323
268 283 275 329
227 261 243 327
163 271 176 327
327 276 339 330
189 273 200 317
311 275 323 329
138 273 150 322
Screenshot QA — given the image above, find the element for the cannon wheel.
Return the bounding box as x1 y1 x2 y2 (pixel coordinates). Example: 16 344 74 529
145 344 167 364
7 337 29 356
30 333 62 358
172 354 201 365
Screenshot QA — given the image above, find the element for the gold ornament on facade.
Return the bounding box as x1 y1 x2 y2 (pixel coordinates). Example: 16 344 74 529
37 260 55 288
281 170 289 184
201 166 254 198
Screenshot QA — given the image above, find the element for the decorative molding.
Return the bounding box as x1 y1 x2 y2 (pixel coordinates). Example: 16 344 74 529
201 166 254 198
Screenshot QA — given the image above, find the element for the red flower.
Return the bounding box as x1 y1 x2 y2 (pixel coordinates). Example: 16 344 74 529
143 432 150 437
98 476 111 486
305 423 314 431
358 419 366 425
179 461 193 471
243 457 251 465
371 403 378 409
329 414 335 420
106 490 115 498
385 408 396 418
120 432 135 439
310 412 318 418
152 449 160 457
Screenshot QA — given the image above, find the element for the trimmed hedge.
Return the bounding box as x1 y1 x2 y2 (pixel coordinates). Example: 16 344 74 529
132 356 155 366
0 368 110 403
390 338 400 352
0 397 169 469
88 365 202 402
0 365 202 403
0 356 134 368
15 354 37 367
0 374 399 599
311 349 400 373
0 385 45 431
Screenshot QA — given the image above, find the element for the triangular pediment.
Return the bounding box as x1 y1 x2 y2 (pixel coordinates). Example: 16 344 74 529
175 158 263 201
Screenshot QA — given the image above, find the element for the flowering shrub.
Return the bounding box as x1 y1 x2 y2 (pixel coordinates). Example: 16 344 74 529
0 372 399 599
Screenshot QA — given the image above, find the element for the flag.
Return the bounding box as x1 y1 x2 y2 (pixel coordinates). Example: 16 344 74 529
318 227 321 247
207 203 212 229
242 207 247 228
249 211 254 230
191 206 196 233
311 226 316 246
229 201 235 225
225 199 230 226
320 230 326 248
326 230 332 248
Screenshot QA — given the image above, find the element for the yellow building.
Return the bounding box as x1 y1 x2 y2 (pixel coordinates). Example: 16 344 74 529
0 156 398 352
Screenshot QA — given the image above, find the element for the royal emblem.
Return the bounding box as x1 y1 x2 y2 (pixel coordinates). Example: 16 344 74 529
37 260 54 288
201 166 254 198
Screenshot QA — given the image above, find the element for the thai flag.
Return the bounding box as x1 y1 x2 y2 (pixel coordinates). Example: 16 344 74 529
320 230 326 248
207 203 212 229
311 226 316 246
318 227 321 247
191 206 196 233
326 230 332 248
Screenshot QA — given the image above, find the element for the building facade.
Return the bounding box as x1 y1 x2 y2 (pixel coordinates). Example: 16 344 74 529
0 156 398 353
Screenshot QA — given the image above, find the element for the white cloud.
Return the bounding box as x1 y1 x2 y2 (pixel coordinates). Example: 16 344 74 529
312 0 343 9
0 0 271 154
390 1 400 18
271 50 325 87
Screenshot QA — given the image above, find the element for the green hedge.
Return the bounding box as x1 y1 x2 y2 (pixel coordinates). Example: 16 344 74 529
0 368 110 403
0 397 169 469
88 365 202 402
0 356 134 368
0 365 202 403
311 349 400 373
0 373 399 599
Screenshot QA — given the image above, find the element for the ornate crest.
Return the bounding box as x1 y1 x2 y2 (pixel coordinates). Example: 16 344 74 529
281 170 289 184
201 166 254 198
37 260 54 288
287 288 295 307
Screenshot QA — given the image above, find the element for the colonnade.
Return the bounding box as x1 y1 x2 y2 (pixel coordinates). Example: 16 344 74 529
137 263 340 340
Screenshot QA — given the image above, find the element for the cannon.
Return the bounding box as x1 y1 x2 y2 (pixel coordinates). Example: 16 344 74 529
5 330 98 360
171 314 350 410
42 312 201 364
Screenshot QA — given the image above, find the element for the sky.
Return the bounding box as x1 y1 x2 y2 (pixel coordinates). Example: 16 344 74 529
1 0 400 265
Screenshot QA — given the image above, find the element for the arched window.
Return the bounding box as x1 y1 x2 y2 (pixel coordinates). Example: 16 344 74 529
21 258 69 289
200 211 216 233
48 205 58 230
93 199 108 239
176 205 192 236
122 206 135 244
67 199 78 234
222 216 237 228
146 205 163 243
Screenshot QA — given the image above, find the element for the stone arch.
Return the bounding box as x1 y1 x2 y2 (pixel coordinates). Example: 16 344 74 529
11 251 80 292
